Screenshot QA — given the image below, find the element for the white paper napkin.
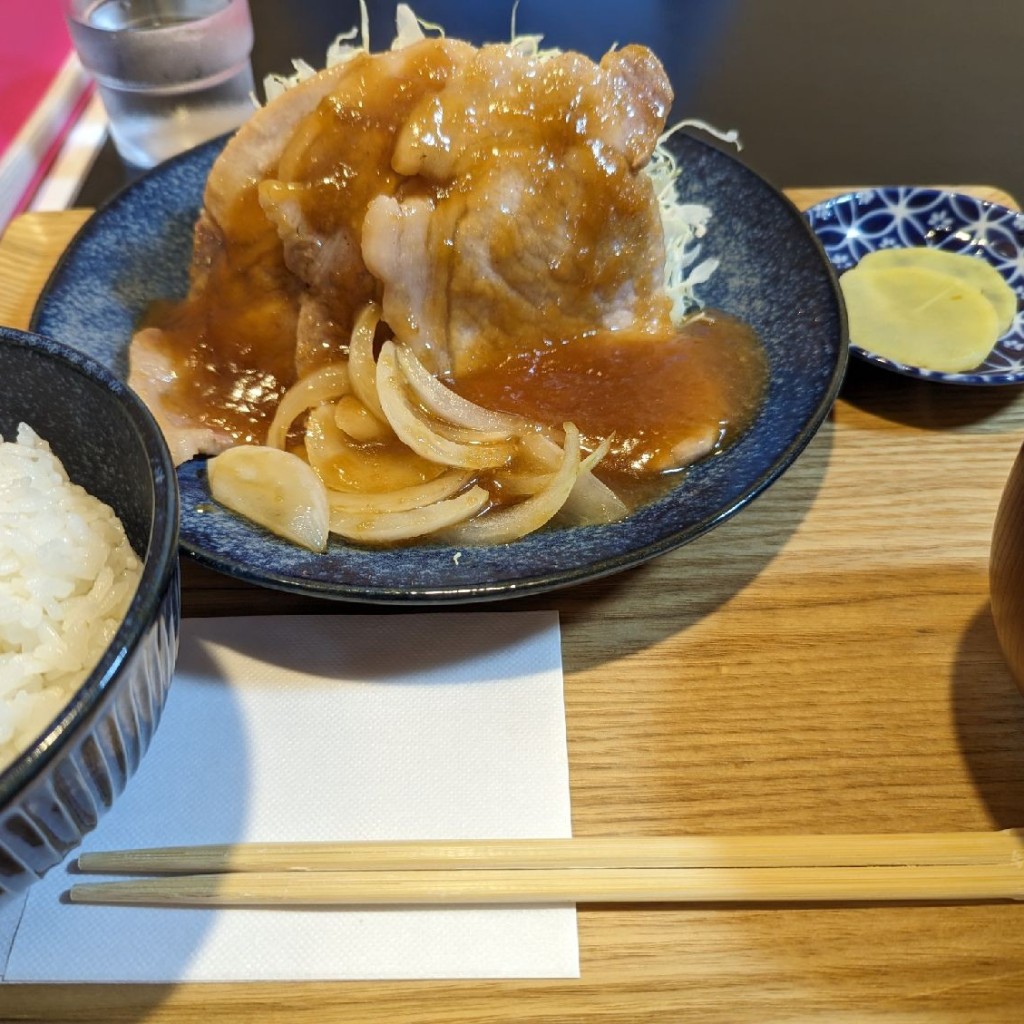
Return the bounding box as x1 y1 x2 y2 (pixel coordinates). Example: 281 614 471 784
0 611 578 982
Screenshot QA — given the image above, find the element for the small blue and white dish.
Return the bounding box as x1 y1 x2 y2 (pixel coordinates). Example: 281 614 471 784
806 187 1024 385
31 131 846 604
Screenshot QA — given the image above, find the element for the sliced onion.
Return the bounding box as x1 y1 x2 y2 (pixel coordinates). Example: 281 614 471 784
326 470 474 514
208 445 329 552
580 435 613 474
440 423 582 545
490 470 555 498
334 394 392 442
376 341 513 469
330 486 490 544
348 302 387 423
558 438 629 525
520 431 627 526
427 417 518 446
557 475 629 525
395 343 527 436
306 404 446 492
519 429 565 470
265 362 350 450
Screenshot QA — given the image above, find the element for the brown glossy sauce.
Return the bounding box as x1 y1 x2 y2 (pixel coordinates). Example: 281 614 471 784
453 311 766 492
141 249 299 445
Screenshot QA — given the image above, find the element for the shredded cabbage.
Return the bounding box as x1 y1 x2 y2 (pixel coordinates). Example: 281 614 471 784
261 1 739 317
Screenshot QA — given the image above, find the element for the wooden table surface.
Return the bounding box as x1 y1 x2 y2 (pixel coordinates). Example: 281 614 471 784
2 189 1024 1022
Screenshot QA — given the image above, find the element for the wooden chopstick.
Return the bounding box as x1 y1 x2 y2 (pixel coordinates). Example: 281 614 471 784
76 829 1024 875
68 863 1024 907
68 831 1024 906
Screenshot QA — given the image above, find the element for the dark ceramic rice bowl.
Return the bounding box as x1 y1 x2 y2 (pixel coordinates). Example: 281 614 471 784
0 327 180 905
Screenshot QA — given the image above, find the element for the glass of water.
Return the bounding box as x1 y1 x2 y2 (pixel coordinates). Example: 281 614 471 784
62 0 256 169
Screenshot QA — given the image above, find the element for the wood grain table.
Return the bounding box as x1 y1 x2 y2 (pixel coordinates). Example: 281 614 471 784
2 188 1024 1022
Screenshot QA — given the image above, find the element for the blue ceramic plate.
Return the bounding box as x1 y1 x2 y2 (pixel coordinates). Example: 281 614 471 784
806 187 1024 384
32 132 845 604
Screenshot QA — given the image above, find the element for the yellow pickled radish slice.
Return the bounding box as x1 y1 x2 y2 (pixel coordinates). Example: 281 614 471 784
840 265 999 372
207 446 329 552
857 247 1017 335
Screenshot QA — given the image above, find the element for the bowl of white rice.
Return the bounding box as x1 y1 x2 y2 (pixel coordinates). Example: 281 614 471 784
0 326 179 904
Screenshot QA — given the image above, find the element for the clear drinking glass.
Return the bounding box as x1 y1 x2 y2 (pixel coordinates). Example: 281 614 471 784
62 0 256 169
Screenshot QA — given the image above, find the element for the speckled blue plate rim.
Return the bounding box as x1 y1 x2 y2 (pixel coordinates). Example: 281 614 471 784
31 130 847 605
805 186 1024 386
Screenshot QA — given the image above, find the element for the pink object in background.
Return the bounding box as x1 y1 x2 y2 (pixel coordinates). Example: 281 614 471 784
0 0 93 227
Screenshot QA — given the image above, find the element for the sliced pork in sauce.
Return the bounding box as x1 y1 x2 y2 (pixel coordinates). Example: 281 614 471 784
128 32 686 462
128 18 766 549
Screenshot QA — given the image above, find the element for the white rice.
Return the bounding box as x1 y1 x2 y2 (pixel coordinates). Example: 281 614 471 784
0 424 142 772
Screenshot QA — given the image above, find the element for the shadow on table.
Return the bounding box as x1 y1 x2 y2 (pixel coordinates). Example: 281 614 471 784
1 983 180 1022
509 419 833 674
950 606 1024 826
839 359 1024 433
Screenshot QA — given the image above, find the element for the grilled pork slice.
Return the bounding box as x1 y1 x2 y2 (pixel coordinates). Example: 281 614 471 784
363 41 675 376
127 59 357 464
128 30 675 463
126 327 234 465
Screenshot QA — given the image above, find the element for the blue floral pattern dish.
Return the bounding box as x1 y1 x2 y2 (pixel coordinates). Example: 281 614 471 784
806 187 1024 384
32 132 845 604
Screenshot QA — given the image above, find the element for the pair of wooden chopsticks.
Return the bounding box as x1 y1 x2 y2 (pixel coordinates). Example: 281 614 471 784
68 830 1024 907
